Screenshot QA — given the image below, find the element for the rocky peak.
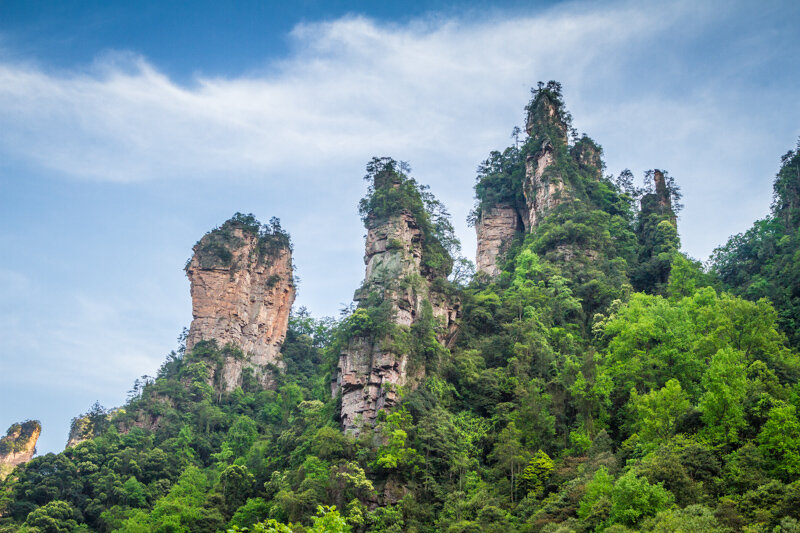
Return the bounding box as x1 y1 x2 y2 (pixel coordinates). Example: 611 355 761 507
640 169 677 225
336 160 459 432
525 84 569 145
474 82 613 277
0 420 40 480
185 213 295 392
571 136 604 174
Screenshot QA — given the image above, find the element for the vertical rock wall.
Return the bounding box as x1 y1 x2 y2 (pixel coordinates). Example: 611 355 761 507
0 421 40 481
475 204 521 276
337 206 458 433
185 218 295 391
523 140 566 230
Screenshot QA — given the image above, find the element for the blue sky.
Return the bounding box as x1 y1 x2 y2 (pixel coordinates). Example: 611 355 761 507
1 0 798 455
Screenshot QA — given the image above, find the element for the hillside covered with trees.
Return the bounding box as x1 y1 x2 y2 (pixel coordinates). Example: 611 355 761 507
2 83 800 532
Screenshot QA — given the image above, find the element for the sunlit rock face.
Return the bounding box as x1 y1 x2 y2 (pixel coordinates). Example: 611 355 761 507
0 420 40 480
186 217 295 391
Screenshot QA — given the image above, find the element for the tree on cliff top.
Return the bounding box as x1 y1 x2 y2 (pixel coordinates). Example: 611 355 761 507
359 156 459 278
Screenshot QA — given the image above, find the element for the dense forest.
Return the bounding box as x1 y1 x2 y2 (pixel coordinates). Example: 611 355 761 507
3 83 800 532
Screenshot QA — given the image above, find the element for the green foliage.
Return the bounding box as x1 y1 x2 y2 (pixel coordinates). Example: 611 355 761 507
630 379 690 444
375 410 422 476
23 500 78 533
191 213 291 269
518 450 554 497
758 403 800 478
608 470 674 528
5 89 800 533
700 348 748 445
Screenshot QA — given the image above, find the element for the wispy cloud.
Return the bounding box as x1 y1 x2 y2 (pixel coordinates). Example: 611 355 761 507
0 3 672 183
0 1 795 259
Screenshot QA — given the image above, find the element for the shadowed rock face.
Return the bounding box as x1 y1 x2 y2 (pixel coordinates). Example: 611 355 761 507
0 421 40 480
185 218 295 391
336 203 459 432
476 204 521 277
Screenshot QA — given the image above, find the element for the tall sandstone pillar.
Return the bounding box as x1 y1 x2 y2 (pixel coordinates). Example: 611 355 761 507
336 167 459 432
185 216 295 391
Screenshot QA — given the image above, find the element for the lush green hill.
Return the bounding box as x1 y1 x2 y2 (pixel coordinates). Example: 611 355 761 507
3 86 800 533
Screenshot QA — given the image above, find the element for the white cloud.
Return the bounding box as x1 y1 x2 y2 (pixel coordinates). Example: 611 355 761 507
0 3 673 183
0 2 794 259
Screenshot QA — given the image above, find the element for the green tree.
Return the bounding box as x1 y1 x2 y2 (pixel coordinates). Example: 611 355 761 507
700 348 747 444
309 505 351 533
578 466 614 525
609 470 674 528
758 403 800 478
517 450 554 497
629 379 690 443
490 421 529 504
23 500 78 533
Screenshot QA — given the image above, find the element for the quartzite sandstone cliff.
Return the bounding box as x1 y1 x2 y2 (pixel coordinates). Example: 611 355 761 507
474 87 615 276
475 90 571 275
475 204 522 277
0 421 40 480
335 170 459 432
185 216 295 392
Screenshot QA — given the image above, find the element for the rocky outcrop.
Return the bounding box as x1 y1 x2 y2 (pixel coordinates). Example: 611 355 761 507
336 167 459 432
648 169 676 224
525 89 568 144
475 87 572 274
66 415 93 448
475 203 521 276
0 420 40 480
523 139 566 229
185 215 295 391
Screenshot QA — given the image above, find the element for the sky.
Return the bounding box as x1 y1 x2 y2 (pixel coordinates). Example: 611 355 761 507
0 0 798 455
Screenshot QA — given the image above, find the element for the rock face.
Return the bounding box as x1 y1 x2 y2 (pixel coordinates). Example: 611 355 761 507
0 420 40 480
523 139 566 230
475 204 521 277
649 169 676 224
336 171 459 432
66 415 93 448
475 89 570 275
185 216 295 391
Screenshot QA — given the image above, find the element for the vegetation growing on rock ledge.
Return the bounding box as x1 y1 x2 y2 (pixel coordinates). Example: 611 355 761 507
359 157 460 278
3 88 800 533
191 213 292 270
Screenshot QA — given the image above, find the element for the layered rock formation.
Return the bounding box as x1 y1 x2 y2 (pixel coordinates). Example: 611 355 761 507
0 420 40 480
185 215 295 391
475 87 571 275
475 204 521 277
335 165 459 432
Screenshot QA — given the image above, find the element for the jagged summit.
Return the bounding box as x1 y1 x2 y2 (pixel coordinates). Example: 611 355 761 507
474 82 676 284
474 81 576 276
185 213 295 392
